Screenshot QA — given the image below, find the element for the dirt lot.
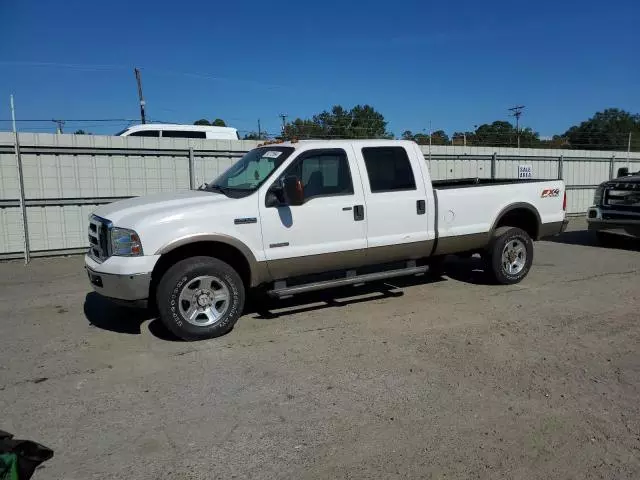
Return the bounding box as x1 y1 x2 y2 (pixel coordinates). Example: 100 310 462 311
1 220 639 480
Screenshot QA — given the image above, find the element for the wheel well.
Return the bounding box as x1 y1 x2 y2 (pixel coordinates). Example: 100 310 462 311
495 208 539 239
149 241 251 305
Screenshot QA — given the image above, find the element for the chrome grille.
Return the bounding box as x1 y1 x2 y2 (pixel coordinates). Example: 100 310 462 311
604 182 640 213
88 215 112 262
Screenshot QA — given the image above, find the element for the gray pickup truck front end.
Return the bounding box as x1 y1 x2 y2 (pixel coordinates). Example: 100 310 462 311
588 173 640 239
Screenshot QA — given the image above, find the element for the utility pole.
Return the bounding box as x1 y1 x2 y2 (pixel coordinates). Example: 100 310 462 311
279 113 288 137
134 67 147 124
258 119 262 139
52 119 65 134
509 105 525 149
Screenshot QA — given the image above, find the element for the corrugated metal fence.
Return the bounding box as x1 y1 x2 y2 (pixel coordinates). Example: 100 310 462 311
1 132 639 260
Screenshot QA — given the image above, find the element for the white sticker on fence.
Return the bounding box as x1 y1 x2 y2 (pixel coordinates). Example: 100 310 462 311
518 164 533 179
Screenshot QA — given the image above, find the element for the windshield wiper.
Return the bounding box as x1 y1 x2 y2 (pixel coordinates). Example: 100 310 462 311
205 184 231 195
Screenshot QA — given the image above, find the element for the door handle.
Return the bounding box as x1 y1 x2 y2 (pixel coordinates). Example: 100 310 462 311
342 206 353 211
417 199 426 215
353 205 365 221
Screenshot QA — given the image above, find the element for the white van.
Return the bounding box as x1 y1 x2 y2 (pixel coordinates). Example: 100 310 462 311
116 123 240 140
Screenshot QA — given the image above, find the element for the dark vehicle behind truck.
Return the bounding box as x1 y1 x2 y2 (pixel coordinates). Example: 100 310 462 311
588 167 640 242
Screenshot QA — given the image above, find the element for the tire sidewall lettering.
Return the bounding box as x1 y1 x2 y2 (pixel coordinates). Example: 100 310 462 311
167 268 241 330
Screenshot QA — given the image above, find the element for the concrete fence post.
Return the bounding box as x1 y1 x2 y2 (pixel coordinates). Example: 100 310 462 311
188 148 195 189
491 152 497 179
558 155 564 180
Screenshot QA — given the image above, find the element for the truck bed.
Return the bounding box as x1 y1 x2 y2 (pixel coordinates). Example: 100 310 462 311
433 178 557 189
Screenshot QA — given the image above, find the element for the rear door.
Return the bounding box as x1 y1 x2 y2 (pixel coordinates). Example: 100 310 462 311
354 144 433 263
259 147 367 279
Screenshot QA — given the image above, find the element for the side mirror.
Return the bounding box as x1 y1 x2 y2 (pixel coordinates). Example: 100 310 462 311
617 167 629 178
283 175 304 206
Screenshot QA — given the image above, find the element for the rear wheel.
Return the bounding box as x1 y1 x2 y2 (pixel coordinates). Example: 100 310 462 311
156 256 245 341
487 227 533 285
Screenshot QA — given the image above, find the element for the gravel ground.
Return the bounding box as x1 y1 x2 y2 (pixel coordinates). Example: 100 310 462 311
1 220 639 480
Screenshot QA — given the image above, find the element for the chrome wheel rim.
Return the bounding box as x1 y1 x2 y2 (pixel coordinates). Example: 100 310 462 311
178 275 230 327
501 239 526 276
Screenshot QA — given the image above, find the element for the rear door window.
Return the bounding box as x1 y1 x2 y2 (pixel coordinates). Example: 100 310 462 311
361 146 416 193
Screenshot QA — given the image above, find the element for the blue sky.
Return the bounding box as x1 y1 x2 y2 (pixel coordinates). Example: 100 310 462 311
0 0 638 137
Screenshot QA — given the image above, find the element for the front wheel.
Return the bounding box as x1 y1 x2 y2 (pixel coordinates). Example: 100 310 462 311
156 256 245 341
487 227 534 285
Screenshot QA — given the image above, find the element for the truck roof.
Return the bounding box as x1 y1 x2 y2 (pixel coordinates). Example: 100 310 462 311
263 139 417 149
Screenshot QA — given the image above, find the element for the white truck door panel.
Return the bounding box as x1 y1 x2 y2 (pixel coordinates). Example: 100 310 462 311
354 144 432 256
259 147 367 278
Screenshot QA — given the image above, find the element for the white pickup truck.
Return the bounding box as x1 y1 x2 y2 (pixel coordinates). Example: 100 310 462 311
85 140 568 340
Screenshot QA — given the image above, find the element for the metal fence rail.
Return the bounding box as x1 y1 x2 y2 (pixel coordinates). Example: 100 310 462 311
1 133 640 261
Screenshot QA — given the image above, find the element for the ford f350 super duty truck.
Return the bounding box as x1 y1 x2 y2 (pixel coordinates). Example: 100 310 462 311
587 167 640 243
85 140 568 340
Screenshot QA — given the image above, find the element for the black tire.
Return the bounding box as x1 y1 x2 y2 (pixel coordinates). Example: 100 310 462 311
428 256 447 276
156 256 245 341
487 227 534 285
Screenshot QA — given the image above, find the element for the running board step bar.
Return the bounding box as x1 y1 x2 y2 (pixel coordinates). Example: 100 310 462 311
267 264 428 298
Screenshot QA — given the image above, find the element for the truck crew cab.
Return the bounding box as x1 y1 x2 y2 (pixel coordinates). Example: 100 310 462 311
85 140 568 340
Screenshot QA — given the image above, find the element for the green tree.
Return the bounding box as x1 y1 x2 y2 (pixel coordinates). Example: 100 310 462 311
283 104 390 140
413 133 430 145
212 118 227 127
563 109 640 151
284 118 328 139
451 131 475 146
430 130 449 145
243 131 268 140
473 121 540 147
74 129 87 135
401 130 414 141
194 119 211 126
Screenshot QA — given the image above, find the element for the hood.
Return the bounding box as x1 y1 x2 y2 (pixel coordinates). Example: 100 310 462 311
606 174 640 187
93 190 229 227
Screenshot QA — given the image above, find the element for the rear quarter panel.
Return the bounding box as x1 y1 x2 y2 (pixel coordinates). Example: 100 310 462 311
435 180 565 239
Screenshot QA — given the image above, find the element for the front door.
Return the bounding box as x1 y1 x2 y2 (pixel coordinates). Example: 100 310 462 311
259 147 367 280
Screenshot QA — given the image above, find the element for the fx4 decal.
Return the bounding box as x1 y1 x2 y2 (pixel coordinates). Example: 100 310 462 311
541 188 561 198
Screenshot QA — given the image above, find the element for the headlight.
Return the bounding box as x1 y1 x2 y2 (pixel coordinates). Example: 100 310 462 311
593 185 604 206
110 227 143 256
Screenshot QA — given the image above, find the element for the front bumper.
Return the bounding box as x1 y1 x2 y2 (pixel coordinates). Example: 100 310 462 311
84 254 156 307
586 207 640 238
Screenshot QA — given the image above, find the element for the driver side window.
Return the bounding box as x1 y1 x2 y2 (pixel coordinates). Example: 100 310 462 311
283 149 354 201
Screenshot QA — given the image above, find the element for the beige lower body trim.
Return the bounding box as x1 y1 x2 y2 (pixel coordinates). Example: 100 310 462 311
266 240 434 281
433 233 489 256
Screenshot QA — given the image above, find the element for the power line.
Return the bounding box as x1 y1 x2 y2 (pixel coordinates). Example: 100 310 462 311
0 118 139 122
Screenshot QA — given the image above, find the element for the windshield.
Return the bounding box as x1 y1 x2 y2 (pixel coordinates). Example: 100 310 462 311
204 146 294 196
